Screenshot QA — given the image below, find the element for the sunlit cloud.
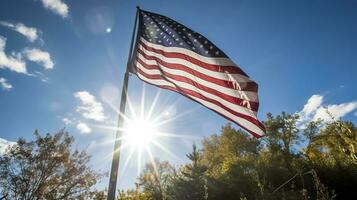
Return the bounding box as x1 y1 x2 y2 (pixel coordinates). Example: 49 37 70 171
39 0 69 18
62 117 73 125
0 77 13 91
0 137 16 155
298 94 357 128
0 36 27 74
74 91 106 121
23 48 54 69
76 122 91 134
0 21 39 42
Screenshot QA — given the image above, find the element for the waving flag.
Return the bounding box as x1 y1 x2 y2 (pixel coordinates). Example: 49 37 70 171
131 9 265 138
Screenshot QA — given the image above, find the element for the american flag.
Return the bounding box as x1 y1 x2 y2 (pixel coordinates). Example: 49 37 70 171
131 9 265 138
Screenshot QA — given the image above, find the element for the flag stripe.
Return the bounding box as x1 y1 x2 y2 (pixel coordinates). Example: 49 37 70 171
136 61 262 120
134 67 265 137
136 57 260 112
137 47 258 92
136 48 259 102
140 38 248 75
138 43 255 90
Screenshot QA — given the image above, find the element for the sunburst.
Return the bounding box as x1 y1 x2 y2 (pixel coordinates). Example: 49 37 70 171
93 82 200 175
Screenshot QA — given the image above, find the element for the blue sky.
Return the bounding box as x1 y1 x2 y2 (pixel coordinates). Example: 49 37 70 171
0 0 356 190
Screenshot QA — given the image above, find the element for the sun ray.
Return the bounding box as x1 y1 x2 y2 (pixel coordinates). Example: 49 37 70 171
151 140 180 160
121 146 136 174
147 89 161 120
154 105 201 126
145 146 161 181
155 131 199 139
140 83 146 118
125 92 138 120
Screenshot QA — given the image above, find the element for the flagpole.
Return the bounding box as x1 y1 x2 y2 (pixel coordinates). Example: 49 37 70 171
107 6 140 200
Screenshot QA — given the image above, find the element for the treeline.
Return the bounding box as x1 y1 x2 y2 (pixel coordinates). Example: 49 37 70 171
0 112 356 200
116 112 357 200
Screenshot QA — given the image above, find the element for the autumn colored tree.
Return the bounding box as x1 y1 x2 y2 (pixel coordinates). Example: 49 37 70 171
0 130 103 200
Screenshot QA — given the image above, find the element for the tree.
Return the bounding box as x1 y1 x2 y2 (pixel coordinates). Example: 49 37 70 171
167 144 207 200
137 159 174 200
201 124 262 200
0 130 103 200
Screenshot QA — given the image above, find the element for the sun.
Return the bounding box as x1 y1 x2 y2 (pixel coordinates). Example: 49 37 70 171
123 118 158 149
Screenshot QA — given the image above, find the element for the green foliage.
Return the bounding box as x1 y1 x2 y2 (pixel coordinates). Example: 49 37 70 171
167 144 208 200
129 112 357 199
3 111 356 200
0 130 104 200
137 159 174 200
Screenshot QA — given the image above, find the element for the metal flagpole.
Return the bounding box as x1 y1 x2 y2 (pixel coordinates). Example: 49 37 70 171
107 6 140 200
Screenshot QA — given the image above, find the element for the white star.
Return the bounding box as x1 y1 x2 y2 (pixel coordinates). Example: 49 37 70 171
179 42 183 45
215 51 219 55
169 42 172 45
205 51 209 54
210 46 213 49
194 39 197 42
175 38 179 41
204 40 208 44
200 45 203 48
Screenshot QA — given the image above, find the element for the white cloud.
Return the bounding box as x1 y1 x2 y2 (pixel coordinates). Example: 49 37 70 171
0 21 39 42
301 95 323 116
313 102 357 122
23 48 54 69
0 138 16 154
0 77 13 91
0 36 27 74
74 91 106 121
40 0 69 18
76 122 91 134
298 94 357 127
62 117 72 125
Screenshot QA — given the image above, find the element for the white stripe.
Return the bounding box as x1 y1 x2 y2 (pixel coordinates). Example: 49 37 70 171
136 72 264 136
136 62 258 117
140 37 238 67
138 44 253 84
137 53 259 102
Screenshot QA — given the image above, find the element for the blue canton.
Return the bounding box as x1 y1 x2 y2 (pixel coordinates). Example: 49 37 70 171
139 10 228 58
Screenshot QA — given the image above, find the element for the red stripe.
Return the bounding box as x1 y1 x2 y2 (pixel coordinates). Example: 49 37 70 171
135 68 264 138
137 58 259 112
139 41 248 76
137 49 258 92
135 63 265 132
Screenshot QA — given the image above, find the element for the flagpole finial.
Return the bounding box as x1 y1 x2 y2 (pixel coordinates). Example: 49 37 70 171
136 6 140 10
